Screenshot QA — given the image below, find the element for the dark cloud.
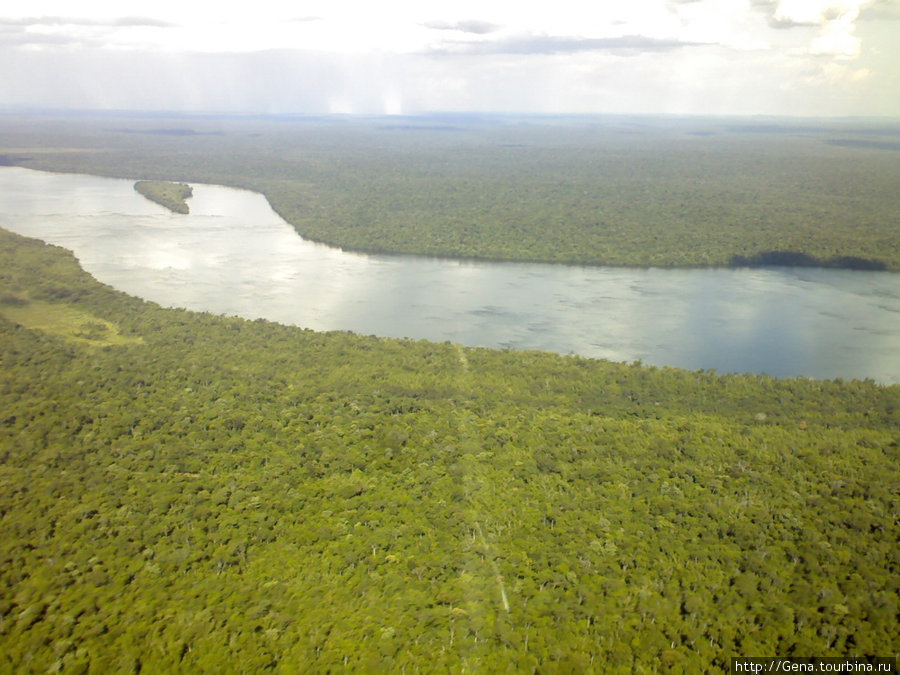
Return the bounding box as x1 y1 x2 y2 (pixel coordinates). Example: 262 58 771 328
112 17 177 28
0 16 176 28
0 30 78 48
423 19 500 35
0 15 176 49
433 34 707 56
746 1 820 29
767 16 815 29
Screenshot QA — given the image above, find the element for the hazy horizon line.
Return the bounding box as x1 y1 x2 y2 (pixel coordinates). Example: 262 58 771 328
3 106 900 123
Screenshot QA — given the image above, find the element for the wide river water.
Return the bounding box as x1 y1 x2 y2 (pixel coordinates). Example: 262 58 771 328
2 167 898 384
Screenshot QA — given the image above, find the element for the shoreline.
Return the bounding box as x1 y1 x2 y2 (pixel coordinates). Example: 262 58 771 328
5 164 896 274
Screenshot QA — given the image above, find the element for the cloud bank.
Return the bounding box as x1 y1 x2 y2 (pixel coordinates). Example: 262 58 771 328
0 0 896 116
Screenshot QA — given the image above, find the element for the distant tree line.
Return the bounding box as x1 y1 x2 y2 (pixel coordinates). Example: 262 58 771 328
2 113 897 270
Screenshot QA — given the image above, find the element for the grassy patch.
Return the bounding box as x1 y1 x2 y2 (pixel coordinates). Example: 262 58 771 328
0 295 142 346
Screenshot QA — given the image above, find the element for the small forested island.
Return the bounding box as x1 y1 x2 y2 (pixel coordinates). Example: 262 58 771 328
1 227 898 671
134 180 193 214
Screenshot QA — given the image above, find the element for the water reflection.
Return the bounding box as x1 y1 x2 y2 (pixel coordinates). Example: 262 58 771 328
2 166 898 384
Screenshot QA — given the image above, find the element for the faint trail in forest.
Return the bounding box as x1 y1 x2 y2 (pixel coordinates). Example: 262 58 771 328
455 343 511 616
475 521 511 613
455 344 470 372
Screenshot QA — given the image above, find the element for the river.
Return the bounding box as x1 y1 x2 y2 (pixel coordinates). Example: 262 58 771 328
2 166 898 384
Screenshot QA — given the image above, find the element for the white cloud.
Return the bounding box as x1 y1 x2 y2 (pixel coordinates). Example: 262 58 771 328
774 0 866 25
772 0 872 58
816 61 872 83
809 8 864 56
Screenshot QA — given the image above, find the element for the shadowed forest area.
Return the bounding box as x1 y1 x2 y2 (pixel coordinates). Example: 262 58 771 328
1 112 898 270
0 113 899 671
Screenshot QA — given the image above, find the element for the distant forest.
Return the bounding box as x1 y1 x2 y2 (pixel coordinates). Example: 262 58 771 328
1 112 898 270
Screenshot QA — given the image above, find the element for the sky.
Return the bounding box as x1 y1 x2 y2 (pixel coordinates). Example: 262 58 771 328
1 0 898 117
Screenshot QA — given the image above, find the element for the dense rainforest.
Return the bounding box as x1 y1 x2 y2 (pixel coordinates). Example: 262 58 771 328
0 112 898 270
1 113 899 670
1 227 898 671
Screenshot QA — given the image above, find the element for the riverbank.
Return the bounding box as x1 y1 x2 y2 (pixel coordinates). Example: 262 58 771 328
2 112 898 271
3 166 898 383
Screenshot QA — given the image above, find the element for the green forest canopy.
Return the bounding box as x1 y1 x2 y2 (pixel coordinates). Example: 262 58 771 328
1 112 898 270
1 227 897 671
133 180 193 214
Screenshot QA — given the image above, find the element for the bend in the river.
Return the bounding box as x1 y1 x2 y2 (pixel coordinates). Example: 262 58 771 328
1 166 898 384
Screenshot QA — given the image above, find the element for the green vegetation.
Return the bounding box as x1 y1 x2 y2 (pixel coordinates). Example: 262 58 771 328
133 180 193 214
1 227 898 671
1 112 898 269
1 113 898 669
0 296 141 346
